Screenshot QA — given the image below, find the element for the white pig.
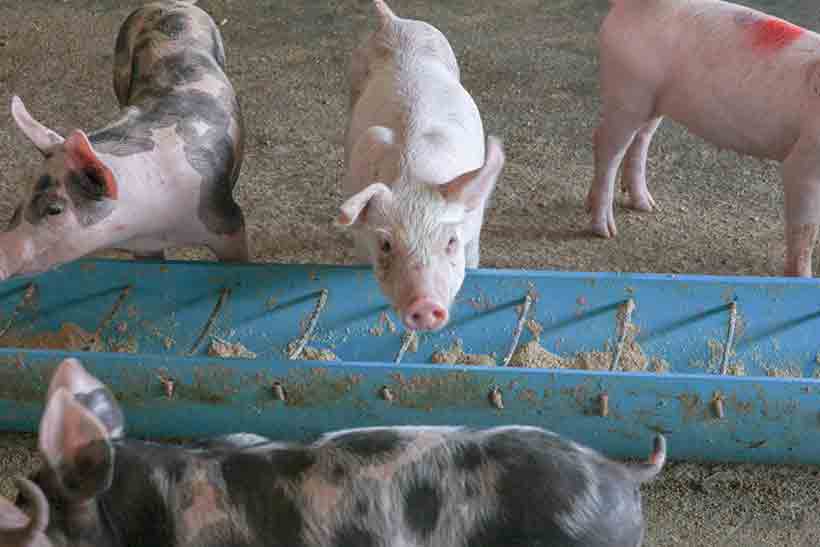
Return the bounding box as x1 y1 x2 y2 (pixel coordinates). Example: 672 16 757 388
337 0 505 331
587 0 820 276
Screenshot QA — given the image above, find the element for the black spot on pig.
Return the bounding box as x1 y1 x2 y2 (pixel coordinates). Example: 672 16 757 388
90 87 243 235
106 449 177 547
157 12 191 40
465 429 600 547
354 498 369 517
453 441 485 471
403 481 441 539
35 174 56 193
24 175 67 225
136 49 221 93
91 3 244 237
331 463 347 483
331 523 378 547
65 170 116 227
330 429 406 459
6 204 22 231
221 454 306 546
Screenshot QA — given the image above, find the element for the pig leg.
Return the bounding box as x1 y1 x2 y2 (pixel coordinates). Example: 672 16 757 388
207 227 250 262
782 139 820 277
620 117 662 212
586 112 646 238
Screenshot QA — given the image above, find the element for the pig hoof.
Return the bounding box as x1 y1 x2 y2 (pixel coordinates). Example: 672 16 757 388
589 218 616 239
626 193 657 213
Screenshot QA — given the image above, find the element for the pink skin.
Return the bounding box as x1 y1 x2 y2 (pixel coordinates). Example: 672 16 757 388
339 136 504 332
589 0 820 276
0 478 50 547
339 1 504 330
3 96 247 281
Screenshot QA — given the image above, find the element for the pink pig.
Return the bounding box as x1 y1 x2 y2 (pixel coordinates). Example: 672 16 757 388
588 0 820 276
337 0 505 331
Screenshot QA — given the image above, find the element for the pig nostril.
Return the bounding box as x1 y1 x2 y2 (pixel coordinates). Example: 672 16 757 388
411 312 422 323
433 309 445 321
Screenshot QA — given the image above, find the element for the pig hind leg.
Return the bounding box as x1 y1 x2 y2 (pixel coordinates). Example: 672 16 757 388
782 140 820 277
620 117 662 212
586 110 650 238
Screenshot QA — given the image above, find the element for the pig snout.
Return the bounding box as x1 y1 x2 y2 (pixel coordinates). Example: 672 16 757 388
403 297 449 331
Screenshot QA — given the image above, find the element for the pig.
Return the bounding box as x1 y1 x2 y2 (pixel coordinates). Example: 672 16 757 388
2 357 666 547
337 0 505 331
2 0 247 281
587 0 820 277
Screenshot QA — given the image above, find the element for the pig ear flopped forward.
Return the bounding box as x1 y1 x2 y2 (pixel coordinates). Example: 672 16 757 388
337 183 394 227
440 136 505 212
0 478 49 547
10 96 65 155
38 389 115 501
0 477 50 547
63 131 119 200
46 358 106 403
46 358 126 440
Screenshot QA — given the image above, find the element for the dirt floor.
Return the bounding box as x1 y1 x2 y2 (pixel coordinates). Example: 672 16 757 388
1 0 819 544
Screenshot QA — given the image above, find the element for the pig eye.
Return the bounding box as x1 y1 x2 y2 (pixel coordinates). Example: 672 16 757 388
446 236 458 254
379 239 392 254
46 203 64 216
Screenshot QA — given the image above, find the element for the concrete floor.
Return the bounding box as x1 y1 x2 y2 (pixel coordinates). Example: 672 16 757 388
1 0 819 544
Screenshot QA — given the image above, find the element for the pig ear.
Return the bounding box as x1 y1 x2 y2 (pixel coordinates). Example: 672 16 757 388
440 136 505 212
336 183 393 227
63 131 119 200
0 478 50 547
38 389 114 501
11 96 65 155
47 359 125 440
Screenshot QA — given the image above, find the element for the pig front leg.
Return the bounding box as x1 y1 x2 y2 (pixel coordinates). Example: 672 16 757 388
207 225 250 262
782 137 820 277
620 117 662 212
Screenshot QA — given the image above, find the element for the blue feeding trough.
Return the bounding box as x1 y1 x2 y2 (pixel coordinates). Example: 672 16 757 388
0 258 818 465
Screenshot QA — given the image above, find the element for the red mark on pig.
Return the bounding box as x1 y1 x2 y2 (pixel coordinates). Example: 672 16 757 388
750 18 803 50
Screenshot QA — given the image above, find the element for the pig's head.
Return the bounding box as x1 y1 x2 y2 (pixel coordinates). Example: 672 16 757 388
2 96 119 280
339 134 504 331
0 359 123 547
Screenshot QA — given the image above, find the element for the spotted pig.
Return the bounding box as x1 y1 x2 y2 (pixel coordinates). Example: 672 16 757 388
337 0 505 332
2 0 247 280
2 358 665 547
587 0 820 277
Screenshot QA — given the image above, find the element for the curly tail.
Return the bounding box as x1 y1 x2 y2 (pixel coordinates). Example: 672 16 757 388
630 434 667 483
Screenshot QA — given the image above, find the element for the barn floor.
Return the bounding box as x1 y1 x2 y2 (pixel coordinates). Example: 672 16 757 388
1 0 819 544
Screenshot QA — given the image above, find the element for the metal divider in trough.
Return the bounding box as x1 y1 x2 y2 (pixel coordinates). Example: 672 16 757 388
0 259 818 465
